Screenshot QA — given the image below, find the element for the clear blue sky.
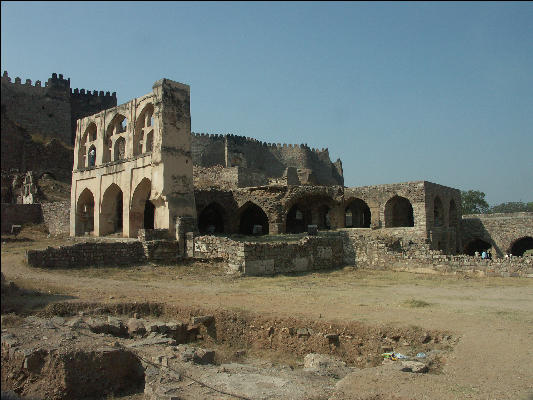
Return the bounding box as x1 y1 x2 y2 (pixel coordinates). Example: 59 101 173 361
2 1 532 206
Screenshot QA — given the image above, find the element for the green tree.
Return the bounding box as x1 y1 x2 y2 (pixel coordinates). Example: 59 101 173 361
489 201 533 213
461 190 489 215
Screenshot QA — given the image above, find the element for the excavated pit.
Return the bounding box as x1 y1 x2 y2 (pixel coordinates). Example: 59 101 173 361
2 301 458 399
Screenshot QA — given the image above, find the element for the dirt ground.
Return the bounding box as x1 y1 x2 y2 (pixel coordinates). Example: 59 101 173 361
2 228 533 400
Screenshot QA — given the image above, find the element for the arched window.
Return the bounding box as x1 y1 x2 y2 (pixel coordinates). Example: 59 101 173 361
104 114 127 162
134 104 154 156
433 196 444 227
75 188 94 236
78 122 97 169
100 184 123 236
87 145 96 167
198 203 225 234
239 202 269 235
384 195 414 227
345 198 371 228
508 236 533 257
114 137 126 161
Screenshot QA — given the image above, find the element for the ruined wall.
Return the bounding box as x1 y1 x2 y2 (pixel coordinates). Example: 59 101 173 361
26 241 146 268
189 234 344 276
0 203 43 233
340 229 533 278
461 212 533 256
41 201 70 235
191 133 343 186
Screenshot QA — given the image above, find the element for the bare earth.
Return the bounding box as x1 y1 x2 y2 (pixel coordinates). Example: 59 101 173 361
2 229 533 400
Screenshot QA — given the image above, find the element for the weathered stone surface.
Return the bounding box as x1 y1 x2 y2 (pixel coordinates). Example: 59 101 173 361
400 360 428 373
127 318 146 336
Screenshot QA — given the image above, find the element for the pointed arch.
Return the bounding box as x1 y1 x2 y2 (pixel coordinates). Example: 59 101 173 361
198 202 226 234
134 103 155 156
238 202 269 235
103 114 127 162
78 122 97 169
384 195 414 227
75 188 94 236
100 183 123 236
114 137 126 161
345 198 371 228
129 178 152 237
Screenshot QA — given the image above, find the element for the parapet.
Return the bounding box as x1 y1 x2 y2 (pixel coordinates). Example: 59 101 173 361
71 87 117 100
191 131 329 153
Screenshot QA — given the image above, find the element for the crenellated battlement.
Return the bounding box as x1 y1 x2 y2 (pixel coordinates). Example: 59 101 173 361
191 131 328 153
2 70 117 145
71 88 117 99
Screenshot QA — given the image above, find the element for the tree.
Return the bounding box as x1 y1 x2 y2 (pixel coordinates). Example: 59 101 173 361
461 190 489 215
489 201 533 213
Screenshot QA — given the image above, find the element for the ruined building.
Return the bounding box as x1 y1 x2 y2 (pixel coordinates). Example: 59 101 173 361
70 79 196 238
71 78 465 255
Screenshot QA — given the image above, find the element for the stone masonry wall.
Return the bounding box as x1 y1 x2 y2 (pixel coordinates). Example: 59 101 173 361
461 212 533 256
26 241 146 268
189 234 343 276
41 201 71 235
1 203 43 233
1 73 72 145
241 235 344 276
191 133 343 186
340 229 533 278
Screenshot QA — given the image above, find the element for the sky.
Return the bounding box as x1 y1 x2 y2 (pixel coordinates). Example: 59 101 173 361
1 1 532 206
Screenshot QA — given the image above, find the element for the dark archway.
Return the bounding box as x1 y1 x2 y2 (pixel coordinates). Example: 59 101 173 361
385 196 414 227
239 202 269 235
345 198 371 228
509 236 533 257
198 203 225 234
434 196 444 227
144 200 155 229
100 184 123 235
130 178 152 237
463 238 491 256
75 188 94 236
286 204 310 234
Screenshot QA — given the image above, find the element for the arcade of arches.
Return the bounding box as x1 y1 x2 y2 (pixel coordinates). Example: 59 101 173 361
74 178 156 238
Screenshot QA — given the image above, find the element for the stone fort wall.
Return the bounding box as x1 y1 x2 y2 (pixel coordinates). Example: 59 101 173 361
191 133 344 186
462 212 533 256
1 71 116 145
